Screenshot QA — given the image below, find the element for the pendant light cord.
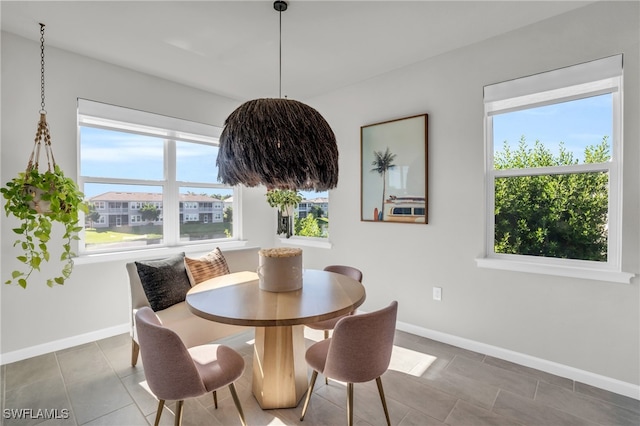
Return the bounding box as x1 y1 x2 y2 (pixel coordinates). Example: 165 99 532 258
274 1 287 98
278 6 282 98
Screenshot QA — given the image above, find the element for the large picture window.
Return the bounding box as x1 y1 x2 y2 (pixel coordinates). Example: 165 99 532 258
480 55 631 282
78 99 238 254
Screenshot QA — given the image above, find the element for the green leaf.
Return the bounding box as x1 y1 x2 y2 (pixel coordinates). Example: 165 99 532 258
18 279 27 289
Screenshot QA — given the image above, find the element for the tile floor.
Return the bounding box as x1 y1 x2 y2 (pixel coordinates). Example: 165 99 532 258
1 328 638 425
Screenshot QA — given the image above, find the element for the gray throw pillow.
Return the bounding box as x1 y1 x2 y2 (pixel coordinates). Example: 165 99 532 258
135 253 192 311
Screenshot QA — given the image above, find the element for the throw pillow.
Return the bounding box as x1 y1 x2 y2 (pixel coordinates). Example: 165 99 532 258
185 247 231 285
135 252 192 311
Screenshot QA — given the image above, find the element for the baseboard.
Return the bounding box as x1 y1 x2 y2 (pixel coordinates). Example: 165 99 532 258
395 320 640 401
0 323 129 366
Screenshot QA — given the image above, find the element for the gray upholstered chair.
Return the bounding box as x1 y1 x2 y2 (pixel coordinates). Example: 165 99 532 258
135 307 247 426
300 301 398 426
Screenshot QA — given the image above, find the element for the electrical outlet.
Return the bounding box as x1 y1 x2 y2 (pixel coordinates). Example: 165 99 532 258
433 287 442 301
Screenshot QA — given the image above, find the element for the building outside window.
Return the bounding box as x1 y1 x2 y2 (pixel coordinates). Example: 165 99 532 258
78 99 238 254
480 55 630 282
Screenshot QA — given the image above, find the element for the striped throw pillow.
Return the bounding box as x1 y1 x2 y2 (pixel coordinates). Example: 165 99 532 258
184 247 230 285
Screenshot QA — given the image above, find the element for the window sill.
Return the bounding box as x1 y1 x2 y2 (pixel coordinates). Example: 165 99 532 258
73 240 250 265
475 257 635 284
279 236 333 249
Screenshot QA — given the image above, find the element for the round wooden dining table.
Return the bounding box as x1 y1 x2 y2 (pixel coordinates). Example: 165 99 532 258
186 269 366 409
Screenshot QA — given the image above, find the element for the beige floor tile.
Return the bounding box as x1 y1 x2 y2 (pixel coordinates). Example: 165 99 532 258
493 389 599 426
81 403 147 426
4 353 60 390
445 400 523 426
536 381 640 426
445 355 537 399
56 343 113 385
398 408 446 426
483 356 574 391
575 381 640 415
3 374 74 426
66 370 133 425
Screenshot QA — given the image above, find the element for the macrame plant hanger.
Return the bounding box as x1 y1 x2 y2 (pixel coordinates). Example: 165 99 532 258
26 23 57 212
2 22 88 288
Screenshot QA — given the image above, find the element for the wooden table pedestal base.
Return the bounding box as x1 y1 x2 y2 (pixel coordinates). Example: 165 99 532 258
252 325 309 409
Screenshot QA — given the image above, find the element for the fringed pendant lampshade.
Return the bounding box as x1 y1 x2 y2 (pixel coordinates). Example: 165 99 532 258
217 98 338 191
216 1 339 191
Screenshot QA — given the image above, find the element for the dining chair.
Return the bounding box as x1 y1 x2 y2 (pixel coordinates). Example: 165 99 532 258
300 301 398 426
306 265 363 384
307 265 363 337
135 307 247 426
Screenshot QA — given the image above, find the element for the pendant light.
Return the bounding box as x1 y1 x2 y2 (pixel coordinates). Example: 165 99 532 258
216 0 339 191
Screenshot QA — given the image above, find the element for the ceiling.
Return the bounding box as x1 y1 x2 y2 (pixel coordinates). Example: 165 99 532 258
1 1 594 102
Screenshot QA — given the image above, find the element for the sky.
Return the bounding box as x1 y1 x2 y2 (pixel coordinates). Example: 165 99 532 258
80 127 327 200
81 92 611 199
492 93 612 164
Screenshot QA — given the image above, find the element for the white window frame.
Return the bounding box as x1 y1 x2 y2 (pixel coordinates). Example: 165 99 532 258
77 99 243 258
477 55 633 283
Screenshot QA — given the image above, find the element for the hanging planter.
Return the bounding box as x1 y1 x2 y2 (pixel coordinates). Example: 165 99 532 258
265 189 302 238
0 24 87 288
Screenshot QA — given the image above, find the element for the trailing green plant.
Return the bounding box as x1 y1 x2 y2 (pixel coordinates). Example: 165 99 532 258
1 165 88 288
265 189 302 238
265 189 302 213
2 24 88 288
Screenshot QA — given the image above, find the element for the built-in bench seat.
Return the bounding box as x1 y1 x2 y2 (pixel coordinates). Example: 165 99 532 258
127 246 260 366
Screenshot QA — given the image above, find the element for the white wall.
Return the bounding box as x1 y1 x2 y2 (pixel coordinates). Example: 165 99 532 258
0 31 275 357
1 0 638 395
303 1 640 388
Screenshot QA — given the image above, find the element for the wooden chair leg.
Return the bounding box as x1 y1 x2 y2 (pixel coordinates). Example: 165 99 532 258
376 377 391 426
174 400 184 426
347 383 354 426
300 370 318 421
228 383 246 426
213 390 218 409
153 400 164 426
131 339 139 366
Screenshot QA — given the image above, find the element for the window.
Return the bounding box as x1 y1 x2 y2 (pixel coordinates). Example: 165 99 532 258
293 191 329 239
479 55 632 282
78 99 238 254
